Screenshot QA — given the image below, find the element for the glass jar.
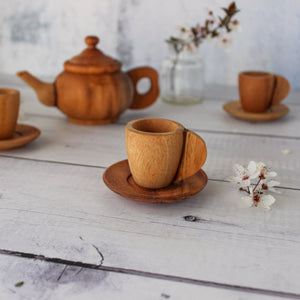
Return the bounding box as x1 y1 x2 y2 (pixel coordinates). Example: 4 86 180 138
160 45 204 105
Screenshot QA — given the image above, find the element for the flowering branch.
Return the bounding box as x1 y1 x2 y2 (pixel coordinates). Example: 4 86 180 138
166 2 241 54
231 161 280 210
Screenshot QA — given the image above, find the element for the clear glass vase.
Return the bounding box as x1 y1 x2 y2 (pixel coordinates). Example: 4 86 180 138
160 45 204 105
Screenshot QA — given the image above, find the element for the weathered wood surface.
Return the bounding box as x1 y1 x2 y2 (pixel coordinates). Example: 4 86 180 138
21 91 300 138
1 75 300 298
0 254 289 300
1 156 300 296
0 114 299 189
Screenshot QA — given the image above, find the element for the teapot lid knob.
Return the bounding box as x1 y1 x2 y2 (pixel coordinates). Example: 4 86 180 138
85 36 99 49
64 35 121 74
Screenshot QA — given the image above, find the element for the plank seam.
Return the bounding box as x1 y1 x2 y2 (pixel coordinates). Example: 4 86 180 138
191 129 300 140
0 155 298 191
0 249 299 299
25 113 300 140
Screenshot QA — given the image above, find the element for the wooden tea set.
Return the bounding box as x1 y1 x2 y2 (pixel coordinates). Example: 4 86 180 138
223 71 290 121
0 36 291 203
17 36 159 125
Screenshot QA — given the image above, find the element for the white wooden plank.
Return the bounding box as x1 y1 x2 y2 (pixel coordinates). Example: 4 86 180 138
1 115 299 189
0 157 300 294
120 100 300 138
0 254 288 300
21 92 300 138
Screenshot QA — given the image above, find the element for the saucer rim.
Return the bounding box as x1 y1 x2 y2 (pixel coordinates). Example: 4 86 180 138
0 123 41 150
103 159 208 203
223 100 289 122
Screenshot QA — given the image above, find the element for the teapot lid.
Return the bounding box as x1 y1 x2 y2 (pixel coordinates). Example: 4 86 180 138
64 36 121 74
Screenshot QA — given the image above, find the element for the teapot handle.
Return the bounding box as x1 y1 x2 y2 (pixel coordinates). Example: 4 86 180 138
127 67 159 109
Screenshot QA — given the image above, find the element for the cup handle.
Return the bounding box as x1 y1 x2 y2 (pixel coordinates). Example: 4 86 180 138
174 130 207 183
127 67 160 109
271 75 290 106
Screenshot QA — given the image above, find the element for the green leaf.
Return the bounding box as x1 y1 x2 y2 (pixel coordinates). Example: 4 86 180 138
15 281 24 287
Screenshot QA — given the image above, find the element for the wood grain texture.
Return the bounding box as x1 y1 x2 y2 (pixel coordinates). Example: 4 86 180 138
1 157 300 294
0 254 285 300
16 71 56 107
174 130 207 182
0 124 40 151
272 74 291 106
0 88 20 139
17 37 159 125
55 70 133 125
125 118 185 188
239 71 275 113
223 101 290 122
103 160 207 203
127 67 159 109
0 115 299 189
63 36 121 74
120 100 300 138
1 76 300 298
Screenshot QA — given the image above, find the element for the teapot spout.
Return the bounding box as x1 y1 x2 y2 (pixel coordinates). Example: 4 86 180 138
17 71 56 107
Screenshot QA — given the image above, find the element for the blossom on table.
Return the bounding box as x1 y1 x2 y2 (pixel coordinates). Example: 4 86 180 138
256 162 277 178
241 188 276 210
231 161 280 210
231 160 259 187
261 180 281 193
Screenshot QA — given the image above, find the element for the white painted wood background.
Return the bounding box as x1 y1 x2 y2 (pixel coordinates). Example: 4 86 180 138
0 0 300 88
0 74 299 299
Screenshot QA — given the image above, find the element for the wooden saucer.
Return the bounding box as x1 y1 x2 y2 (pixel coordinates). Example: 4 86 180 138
223 101 289 122
103 160 208 203
0 124 40 151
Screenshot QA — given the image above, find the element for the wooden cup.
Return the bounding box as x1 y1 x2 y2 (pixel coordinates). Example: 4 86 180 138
239 71 290 113
0 88 20 139
125 118 207 189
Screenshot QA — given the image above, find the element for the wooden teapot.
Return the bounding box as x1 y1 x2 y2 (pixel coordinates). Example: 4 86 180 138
17 36 159 125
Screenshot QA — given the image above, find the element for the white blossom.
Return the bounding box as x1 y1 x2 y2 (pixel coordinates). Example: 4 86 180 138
241 190 276 210
256 162 277 179
231 161 259 187
262 180 281 193
176 24 194 44
232 161 279 211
